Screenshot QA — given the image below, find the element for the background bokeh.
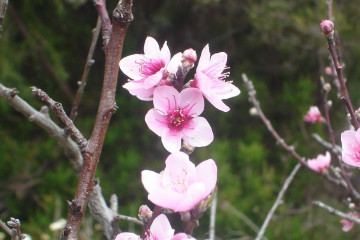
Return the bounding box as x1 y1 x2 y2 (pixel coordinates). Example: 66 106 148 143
1 0 360 239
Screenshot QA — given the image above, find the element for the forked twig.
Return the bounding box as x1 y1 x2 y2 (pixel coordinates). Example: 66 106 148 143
255 164 301 240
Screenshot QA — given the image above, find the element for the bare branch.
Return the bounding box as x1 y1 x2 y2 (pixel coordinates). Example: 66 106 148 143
31 86 88 151
0 84 83 172
311 133 341 156
93 0 112 47
0 219 12 236
70 17 101 121
62 1 133 239
255 164 302 240
116 214 143 226
313 200 360 225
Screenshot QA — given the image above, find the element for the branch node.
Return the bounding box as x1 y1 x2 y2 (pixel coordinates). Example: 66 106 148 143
113 0 133 24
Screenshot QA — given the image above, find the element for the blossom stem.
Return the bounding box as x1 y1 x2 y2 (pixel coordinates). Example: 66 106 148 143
313 200 360 225
325 33 360 129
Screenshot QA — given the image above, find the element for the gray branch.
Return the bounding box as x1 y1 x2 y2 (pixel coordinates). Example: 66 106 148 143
313 200 360 225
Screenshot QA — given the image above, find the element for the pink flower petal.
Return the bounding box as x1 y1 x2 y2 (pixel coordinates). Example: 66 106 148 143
196 44 210 72
165 152 196 180
119 54 146 80
160 41 171 64
167 52 182 74
196 159 217 196
153 86 179 113
145 109 168 136
178 88 204 116
182 117 214 147
161 128 183 153
141 170 162 193
115 233 140 240
144 37 161 59
143 71 164 89
150 214 174 239
212 81 241 100
123 81 154 101
208 52 227 76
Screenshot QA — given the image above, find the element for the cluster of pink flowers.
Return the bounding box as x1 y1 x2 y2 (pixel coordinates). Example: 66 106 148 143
116 37 239 239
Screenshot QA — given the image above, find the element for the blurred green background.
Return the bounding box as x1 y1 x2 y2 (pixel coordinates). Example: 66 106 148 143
1 0 360 239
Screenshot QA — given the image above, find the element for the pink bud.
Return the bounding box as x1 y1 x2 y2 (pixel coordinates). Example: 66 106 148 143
320 20 334 35
325 66 332 75
183 48 197 66
138 205 152 221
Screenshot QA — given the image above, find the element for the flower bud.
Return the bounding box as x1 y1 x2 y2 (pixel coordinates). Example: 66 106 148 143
182 48 197 66
249 107 258 116
323 83 331 92
325 66 332 75
138 205 152 221
320 20 334 35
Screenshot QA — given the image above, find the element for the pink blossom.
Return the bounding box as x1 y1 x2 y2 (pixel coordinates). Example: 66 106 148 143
120 37 182 100
115 214 196 240
145 86 213 153
303 106 324 123
115 214 174 240
120 37 170 88
142 152 217 212
341 128 360 167
320 20 335 35
192 44 240 112
307 152 331 173
341 212 360 232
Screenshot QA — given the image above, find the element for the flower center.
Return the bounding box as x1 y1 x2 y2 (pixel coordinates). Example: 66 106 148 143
161 168 190 193
138 58 165 77
167 107 191 131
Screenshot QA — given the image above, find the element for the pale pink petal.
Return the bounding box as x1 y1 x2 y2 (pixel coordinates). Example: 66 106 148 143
141 170 162 193
144 37 161 59
182 117 213 147
150 214 174 239
208 52 227 76
178 88 204 116
160 41 171 64
196 44 210 72
204 92 230 112
196 159 217 196
115 232 140 240
165 152 197 183
161 128 183 153
341 130 357 154
148 186 184 210
143 71 164 89
119 54 146 80
167 52 182 74
175 183 206 211
172 233 196 240
342 152 360 167
123 81 154 101
212 81 241 99
153 86 179 113
145 109 168 136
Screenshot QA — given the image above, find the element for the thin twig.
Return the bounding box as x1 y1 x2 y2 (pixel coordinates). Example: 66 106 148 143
255 164 302 240
70 17 101 121
313 200 360 225
62 1 133 239
0 0 8 39
242 74 342 185
31 86 87 151
209 192 217 240
324 32 359 129
0 219 11 236
220 201 267 240
311 133 341 156
93 0 112 47
319 78 360 200
116 214 143 226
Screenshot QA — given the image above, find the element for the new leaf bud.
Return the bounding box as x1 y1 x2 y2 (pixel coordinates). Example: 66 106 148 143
182 48 197 66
